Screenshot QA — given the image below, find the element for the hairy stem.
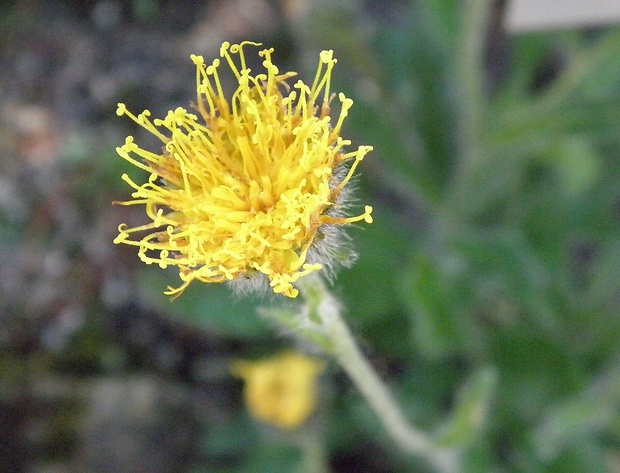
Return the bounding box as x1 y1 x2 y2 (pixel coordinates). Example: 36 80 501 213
296 274 460 473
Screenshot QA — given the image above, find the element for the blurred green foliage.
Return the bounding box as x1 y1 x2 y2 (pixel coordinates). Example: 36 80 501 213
122 1 620 472
2 2 604 471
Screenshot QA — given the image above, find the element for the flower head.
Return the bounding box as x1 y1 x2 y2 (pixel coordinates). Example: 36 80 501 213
231 351 325 429
114 41 372 298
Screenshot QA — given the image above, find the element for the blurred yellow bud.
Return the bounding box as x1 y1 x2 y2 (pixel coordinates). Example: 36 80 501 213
231 351 325 429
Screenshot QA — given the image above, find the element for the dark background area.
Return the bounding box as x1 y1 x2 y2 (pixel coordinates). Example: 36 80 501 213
1 1 620 472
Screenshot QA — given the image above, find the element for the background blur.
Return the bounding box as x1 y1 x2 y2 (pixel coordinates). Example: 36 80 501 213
2 1 620 472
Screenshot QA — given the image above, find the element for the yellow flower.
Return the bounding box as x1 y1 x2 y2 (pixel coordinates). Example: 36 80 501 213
231 351 325 429
114 41 372 298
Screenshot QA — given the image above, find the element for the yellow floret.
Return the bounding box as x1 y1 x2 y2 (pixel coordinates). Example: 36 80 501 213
114 41 372 298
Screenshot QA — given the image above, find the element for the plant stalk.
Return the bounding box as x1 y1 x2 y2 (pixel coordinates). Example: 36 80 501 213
296 274 460 473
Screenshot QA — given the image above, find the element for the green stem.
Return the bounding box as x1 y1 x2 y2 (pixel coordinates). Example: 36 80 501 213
296 274 460 473
536 27 620 112
298 426 331 473
446 0 493 221
456 0 493 170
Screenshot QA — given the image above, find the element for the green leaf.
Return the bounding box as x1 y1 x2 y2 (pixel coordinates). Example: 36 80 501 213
258 305 332 352
137 269 272 339
532 362 620 461
400 252 467 358
436 366 498 448
338 204 412 321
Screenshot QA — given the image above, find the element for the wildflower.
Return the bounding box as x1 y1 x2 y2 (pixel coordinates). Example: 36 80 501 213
231 351 325 429
114 41 372 298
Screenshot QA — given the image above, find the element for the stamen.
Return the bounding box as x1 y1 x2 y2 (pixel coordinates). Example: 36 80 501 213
114 42 372 298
